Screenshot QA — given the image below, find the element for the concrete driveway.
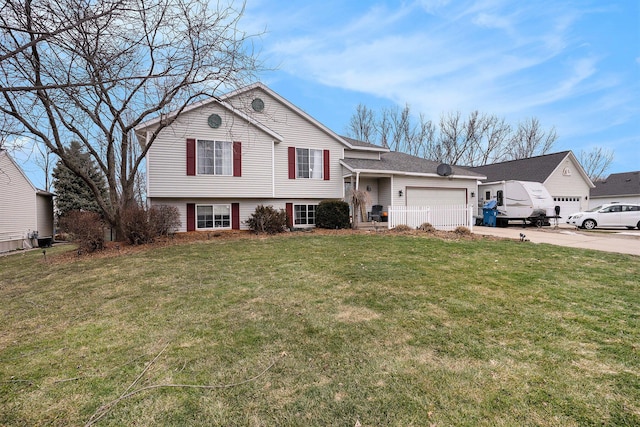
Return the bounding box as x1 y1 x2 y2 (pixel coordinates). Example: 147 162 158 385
473 224 640 256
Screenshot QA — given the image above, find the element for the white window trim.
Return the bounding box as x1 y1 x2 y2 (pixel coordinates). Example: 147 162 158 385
294 204 317 226
196 204 232 230
197 139 233 176
296 148 323 179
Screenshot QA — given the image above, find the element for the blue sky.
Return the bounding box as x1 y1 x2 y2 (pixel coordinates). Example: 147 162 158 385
244 0 639 174
14 0 639 188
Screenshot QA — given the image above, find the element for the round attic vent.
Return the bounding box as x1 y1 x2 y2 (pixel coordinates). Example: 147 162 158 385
251 98 265 112
207 113 222 129
436 163 452 176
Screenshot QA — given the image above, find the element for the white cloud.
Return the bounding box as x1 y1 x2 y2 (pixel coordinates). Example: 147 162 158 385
248 0 639 172
261 1 580 113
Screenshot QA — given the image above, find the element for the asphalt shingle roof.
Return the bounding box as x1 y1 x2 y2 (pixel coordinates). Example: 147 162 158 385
342 151 485 178
469 151 571 182
340 136 387 150
591 171 640 197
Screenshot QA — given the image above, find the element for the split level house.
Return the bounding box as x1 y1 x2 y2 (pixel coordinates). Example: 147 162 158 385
590 171 640 208
135 83 485 232
0 149 54 252
470 151 594 218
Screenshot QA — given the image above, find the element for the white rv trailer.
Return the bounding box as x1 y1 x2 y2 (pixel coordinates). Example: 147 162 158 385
479 180 556 227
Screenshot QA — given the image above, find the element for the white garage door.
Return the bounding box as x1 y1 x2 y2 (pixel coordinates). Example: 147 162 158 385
553 196 582 219
406 188 467 206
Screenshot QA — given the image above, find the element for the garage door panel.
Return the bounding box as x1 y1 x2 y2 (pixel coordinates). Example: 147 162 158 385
553 196 581 219
407 188 466 206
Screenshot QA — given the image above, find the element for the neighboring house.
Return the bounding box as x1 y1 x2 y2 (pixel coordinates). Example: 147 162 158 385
0 149 54 252
589 171 640 208
135 83 484 231
471 151 594 218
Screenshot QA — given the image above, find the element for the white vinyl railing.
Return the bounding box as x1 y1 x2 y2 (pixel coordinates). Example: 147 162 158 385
387 204 474 231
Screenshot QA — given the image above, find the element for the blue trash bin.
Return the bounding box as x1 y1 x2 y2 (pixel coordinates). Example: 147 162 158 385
483 208 497 227
482 200 498 227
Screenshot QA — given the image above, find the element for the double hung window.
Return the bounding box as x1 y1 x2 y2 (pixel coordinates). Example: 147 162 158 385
197 140 232 175
197 205 231 229
296 148 323 179
294 204 317 225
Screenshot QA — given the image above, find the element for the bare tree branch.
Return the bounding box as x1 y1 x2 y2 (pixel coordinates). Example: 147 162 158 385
346 105 556 166
579 147 615 182
1 0 262 236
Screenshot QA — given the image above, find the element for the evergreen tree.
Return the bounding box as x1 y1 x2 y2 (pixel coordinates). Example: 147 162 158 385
52 141 108 219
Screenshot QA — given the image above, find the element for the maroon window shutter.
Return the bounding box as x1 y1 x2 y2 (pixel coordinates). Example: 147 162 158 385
231 203 240 230
186 139 196 176
323 149 330 180
233 141 242 177
288 147 296 179
286 203 293 228
186 203 195 231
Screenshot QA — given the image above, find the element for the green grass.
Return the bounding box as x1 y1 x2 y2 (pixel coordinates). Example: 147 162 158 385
1 234 638 426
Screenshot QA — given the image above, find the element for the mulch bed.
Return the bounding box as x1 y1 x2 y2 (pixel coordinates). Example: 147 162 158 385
47 227 505 264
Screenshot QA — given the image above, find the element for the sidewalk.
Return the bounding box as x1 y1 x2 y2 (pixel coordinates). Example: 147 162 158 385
473 224 640 256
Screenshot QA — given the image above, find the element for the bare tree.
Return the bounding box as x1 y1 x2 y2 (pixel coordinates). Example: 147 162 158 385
30 140 54 191
508 117 557 159
579 147 615 182
346 105 556 166
346 104 377 144
377 109 392 149
1 0 261 237
0 0 125 66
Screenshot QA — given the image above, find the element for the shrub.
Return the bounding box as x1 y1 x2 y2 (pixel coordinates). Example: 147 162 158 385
392 224 412 232
454 226 471 235
149 205 181 237
120 204 181 245
246 205 288 234
315 200 350 229
121 205 154 245
58 210 105 253
418 222 436 233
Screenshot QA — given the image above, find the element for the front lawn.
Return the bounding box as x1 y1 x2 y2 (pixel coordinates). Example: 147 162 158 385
1 233 638 426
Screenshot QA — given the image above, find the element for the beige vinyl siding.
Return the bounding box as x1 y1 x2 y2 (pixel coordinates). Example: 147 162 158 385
147 105 275 199
358 177 380 213
344 150 381 160
226 88 344 200
36 194 54 237
0 152 38 250
391 176 477 208
378 179 392 211
544 156 592 212
149 197 333 231
590 195 640 208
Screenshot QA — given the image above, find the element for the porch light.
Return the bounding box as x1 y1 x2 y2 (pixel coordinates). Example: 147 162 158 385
398 190 403 197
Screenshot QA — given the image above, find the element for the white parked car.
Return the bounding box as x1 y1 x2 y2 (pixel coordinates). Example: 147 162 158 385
566 203 640 230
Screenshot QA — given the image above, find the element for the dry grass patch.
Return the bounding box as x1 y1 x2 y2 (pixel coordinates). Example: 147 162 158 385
1 234 638 426
334 305 380 323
